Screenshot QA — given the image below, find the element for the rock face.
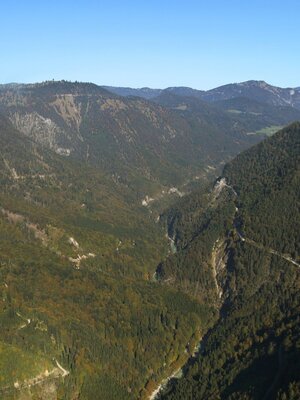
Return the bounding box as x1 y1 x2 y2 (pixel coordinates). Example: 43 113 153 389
10 111 70 153
211 238 228 301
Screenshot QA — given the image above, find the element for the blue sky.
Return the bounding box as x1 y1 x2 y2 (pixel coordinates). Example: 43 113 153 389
1 0 299 89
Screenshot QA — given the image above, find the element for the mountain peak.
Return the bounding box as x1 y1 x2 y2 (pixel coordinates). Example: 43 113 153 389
240 80 269 87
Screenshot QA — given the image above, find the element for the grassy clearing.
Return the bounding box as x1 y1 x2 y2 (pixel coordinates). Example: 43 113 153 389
255 125 283 136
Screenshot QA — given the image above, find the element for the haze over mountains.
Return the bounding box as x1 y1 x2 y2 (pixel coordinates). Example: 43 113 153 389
0 79 299 400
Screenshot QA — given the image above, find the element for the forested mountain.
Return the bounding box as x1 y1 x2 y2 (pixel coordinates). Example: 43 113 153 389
102 86 163 99
2 80 299 202
103 81 300 165
0 114 215 399
157 122 300 399
214 96 300 126
202 81 300 108
152 92 300 136
0 80 261 197
102 86 205 100
0 79 299 400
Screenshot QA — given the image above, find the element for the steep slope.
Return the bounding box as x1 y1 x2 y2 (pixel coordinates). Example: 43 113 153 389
0 113 165 273
154 123 300 399
0 115 217 400
152 92 259 152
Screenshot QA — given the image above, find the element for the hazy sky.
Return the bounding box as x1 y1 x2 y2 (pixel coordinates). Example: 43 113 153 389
1 0 299 89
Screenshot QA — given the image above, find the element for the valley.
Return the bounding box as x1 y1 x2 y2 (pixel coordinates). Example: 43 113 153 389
0 81 299 400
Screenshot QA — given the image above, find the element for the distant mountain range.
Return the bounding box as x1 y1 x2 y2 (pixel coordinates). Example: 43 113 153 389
104 80 300 109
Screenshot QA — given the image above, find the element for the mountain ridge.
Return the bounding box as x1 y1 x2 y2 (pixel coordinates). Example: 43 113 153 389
104 80 300 109
0 80 263 197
